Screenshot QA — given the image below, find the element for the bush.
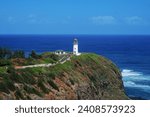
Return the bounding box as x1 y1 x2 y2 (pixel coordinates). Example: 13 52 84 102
30 50 41 59
15 90 24 99
88 75 97 83
70 79 75 85
48 80 59 91
20 72 36 84
0 59 12 66
42 58 55 64
7 66 15 73
3 77 15 91
38 80 49 93
0 47 12 59
42 52 59 61
49 54 59 61
12 50 25 58
9 71 25 84
0 82 10 93
0 67 7 74
48 73 55 79
24 85 42 97
0 47 25 59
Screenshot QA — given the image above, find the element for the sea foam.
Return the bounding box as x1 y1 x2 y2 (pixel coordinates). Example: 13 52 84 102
122 69 150 92
122 69 142 77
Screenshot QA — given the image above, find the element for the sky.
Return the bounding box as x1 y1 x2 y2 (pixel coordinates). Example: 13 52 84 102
0 0 150 35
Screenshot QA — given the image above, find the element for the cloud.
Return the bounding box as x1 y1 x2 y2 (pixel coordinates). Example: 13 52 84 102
125 16 143 25
8 16 16 24
27 14 52 24
61 16 72 24
91 16 116 25
27 14 38 24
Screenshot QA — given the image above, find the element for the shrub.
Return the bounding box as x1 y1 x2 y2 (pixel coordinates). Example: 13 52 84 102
42 52 59 61
0 59 12 66
70 79 75 85
49 54 59 61
0 76 15 93
9 72 21 82
12 50 25 58
4 77 15 91
48 73 55 79
30 50 41 59
38 80 49 93
19 72 36 85
0 47 12 59
7 66 15 73
48 80 59 91
24 85 42 97
0 82 10 93
15 90 24 99
0 67 7 74
88 75 97 83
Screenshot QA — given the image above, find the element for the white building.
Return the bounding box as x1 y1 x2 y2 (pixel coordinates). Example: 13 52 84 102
55 50 66 55
73 38 81 56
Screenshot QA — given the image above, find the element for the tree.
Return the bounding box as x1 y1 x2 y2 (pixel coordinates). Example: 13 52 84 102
49 54 59 61
0 47 12 59
12 50 25 58
30 50 41 59
30 50 36 58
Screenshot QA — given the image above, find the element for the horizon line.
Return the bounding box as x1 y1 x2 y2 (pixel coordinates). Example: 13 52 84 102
0 34 150 36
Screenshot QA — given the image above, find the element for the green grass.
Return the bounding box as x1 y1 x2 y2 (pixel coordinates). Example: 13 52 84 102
42 58 55 64
0 67 7 74
0 52 124 99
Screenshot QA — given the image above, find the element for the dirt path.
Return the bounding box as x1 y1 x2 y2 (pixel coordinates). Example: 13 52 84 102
15 55 71 69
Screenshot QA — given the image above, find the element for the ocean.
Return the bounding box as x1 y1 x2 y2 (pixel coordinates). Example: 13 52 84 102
0 35 150 99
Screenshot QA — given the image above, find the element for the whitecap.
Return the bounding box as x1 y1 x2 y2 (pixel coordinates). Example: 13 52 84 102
124 81 150 88
122 69 142 77
122 69 150 93
122 69 150 81
124 81 150 92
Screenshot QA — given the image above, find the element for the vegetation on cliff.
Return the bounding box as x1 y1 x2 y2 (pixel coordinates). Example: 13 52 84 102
0 51 128 100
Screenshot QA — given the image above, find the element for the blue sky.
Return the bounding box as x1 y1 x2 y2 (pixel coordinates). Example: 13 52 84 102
0 0 150 34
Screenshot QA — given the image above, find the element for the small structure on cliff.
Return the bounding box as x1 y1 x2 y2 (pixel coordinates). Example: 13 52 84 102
55 50 66 55
73 38 81 56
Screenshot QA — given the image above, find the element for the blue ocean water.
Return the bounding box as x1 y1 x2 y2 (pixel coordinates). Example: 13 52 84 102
0 35 150 99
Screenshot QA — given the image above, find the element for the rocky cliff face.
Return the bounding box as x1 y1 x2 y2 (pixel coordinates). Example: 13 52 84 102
0 53 128 100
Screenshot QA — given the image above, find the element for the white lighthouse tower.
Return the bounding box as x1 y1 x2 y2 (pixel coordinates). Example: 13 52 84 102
73 38 80 56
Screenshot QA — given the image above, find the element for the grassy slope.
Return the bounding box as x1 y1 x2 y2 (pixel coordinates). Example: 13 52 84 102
0 53 128 100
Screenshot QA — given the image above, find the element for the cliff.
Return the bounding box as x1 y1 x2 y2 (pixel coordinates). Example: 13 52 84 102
0 53 128 100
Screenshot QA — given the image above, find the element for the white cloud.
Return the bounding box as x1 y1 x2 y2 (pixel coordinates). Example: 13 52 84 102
8 16 16 24
91 16 116 25
28 14 36 18
27 14 38 24
27 14 51 24
61 16 72 24
125 16 143 25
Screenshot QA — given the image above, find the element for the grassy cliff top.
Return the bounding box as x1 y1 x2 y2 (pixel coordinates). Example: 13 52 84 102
0 53 128 100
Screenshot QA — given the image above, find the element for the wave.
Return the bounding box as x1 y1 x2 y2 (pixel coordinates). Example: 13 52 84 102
122 69 150 92
124 81 150 89
122 69 150 81
122 69 142 77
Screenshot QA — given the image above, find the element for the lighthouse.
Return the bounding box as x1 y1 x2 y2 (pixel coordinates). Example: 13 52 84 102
73 38 80 56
